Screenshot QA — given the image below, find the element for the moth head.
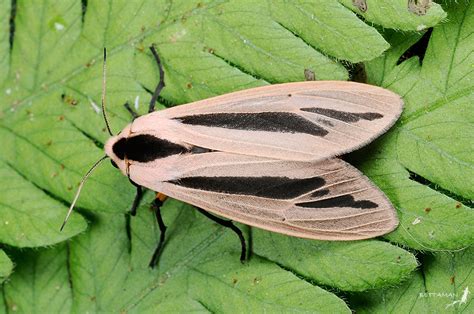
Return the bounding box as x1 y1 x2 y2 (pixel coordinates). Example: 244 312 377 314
104 124 132 176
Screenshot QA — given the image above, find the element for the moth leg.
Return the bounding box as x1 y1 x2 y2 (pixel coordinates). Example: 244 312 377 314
195 207 247 262
149 193 168 268
128 179 143 216
148 45 165 113
124 102 139 120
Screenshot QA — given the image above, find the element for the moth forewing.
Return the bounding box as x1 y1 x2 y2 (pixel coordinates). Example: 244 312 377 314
126 153 398 240
129 81 403 162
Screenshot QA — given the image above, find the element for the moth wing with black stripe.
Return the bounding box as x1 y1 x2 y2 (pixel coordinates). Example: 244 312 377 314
129 153 398 239
130 81 403 161
105 81 402 239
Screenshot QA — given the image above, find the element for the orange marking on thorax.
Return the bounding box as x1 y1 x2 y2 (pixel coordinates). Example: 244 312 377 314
156 192 168 202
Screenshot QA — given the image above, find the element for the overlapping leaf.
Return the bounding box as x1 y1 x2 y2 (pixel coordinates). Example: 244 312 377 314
339 0 446 31
0 160 86 247
253 231 417 292
2 245 72 313
342 4 474 310
351 247 473 313
357 1 474 250
0 250 12 284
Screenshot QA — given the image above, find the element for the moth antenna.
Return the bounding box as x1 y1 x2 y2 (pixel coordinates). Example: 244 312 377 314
102 48 113 136
60 155 109 231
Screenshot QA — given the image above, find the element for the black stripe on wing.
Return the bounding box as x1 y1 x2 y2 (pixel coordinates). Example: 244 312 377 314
175 112 328 136
296 194 378 209
168 176 325 199
301 108 383 122
169 176 379 209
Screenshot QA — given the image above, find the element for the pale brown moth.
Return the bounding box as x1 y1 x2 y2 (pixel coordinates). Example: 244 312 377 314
63 47 402 266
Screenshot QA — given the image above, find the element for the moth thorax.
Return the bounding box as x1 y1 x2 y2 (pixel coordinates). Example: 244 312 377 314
109 134 191 163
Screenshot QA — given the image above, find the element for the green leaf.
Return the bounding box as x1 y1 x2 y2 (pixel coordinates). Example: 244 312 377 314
71 203 349 312
0 0 9 85
0 289 4 314
266 1 390 62
0 94 135 214
0 250 13 284
358 1 474 250
253 231 418 292
0 160 87 247
350 247 474 313
2 244 72 313
339 0 447 31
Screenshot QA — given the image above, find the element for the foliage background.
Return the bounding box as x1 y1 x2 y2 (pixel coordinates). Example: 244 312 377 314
0 0 472 312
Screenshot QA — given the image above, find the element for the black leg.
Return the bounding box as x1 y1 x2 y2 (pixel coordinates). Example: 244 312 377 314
129 185 142 216
149 197 167 268
128 179 143 216
148 45 165 113
124 102 139 120
195 207 246 262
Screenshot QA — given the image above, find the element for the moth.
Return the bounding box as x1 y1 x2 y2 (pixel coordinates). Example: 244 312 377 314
62 47 402 267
